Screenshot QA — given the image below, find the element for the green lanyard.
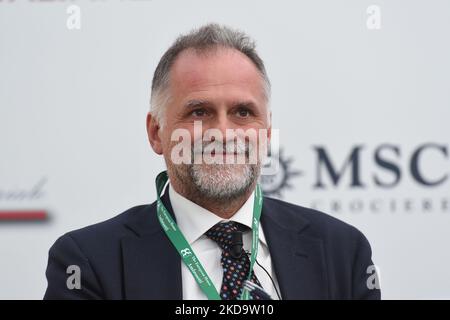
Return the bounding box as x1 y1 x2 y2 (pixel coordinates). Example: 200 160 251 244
155 170 263 300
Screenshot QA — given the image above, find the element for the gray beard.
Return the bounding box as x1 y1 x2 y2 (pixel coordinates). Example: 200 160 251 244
169 138 262 202
187 163 259 201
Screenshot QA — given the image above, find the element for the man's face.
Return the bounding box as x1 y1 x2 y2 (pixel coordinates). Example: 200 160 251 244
149 47 271 200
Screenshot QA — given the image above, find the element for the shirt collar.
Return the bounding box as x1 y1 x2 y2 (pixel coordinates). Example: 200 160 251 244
168 184 267 246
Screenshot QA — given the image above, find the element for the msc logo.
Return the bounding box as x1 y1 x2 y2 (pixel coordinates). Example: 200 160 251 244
261 143 449 198
260 148 301 197
314 143 448 189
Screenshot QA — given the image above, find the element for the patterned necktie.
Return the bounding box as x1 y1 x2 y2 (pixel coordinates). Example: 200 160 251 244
205 221 262 300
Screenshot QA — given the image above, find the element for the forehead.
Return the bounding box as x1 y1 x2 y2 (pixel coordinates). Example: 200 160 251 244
169 47 265 101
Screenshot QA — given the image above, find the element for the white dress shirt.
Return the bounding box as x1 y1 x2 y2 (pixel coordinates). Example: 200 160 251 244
168 184 281 300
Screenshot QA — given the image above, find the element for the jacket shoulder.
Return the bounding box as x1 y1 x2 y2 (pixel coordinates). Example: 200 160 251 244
53 203 155 258
263 196 368 243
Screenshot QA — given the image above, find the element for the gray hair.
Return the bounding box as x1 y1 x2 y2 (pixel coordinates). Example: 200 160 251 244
150 23 271 127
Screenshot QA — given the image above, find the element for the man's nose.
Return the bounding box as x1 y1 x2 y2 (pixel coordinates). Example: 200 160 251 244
207 112 236 141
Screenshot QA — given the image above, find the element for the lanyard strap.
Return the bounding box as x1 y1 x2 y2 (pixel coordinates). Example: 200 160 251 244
155 170 263 300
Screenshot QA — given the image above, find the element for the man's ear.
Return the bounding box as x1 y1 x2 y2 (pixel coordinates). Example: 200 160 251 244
265 111 272 157
146 112 163 155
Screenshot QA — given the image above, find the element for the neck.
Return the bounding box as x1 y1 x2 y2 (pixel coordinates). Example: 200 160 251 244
169 175 256 219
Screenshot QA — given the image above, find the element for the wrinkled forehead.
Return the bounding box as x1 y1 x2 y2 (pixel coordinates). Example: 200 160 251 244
169 47 266 100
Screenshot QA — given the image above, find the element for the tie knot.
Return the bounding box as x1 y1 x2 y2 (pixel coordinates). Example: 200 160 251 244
205 221 242 251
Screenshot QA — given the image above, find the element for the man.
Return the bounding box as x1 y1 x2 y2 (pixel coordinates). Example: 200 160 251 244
44 23 381 300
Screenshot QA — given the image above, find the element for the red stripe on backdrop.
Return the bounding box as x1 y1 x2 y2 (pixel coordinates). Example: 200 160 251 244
0 210 48 221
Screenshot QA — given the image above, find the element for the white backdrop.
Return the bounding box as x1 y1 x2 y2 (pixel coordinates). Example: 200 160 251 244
1 0 449 299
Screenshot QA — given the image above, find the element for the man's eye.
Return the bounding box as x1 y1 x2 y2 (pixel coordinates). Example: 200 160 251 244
192 109 207 117
236 108 251 117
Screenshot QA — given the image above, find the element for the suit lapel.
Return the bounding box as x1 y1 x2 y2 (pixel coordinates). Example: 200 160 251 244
261 198 329 299
121 188 183 299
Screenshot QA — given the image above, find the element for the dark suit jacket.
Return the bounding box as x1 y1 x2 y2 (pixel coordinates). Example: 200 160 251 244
44 188 381 299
